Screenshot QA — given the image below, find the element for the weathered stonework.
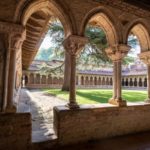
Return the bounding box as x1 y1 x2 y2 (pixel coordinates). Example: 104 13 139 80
0 113 31 150
54 104 150 145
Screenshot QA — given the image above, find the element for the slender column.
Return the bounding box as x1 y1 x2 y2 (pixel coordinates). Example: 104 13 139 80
147 66 150 100
105 44 130 107
63 35 88 109
113 61 117 99
116 60 122 100
6 30 26 112
69 54 77 106
7 49 17 111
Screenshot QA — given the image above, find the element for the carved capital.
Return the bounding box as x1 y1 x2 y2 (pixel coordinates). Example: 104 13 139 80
63 35 88 56
0 21 25 34
138 51 150 65
105 44 131 61
10 29 26 51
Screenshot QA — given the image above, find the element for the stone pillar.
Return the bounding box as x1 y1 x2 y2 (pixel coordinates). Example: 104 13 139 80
63 35 88 109
139 51 150 103
105 44 130 107
78 76 81 86
6 30 26 112
147 66 150 101
113 61 117 99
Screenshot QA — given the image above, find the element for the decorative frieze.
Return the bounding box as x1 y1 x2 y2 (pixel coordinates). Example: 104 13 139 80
10 29 26 51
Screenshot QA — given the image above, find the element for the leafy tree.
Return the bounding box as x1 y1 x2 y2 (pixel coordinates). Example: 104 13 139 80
37 20 139 91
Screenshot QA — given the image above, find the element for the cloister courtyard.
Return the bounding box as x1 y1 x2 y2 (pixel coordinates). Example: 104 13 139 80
44 89 148 104
0 0 150 149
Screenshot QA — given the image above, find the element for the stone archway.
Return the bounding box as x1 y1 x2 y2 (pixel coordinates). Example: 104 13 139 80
124 20 150 51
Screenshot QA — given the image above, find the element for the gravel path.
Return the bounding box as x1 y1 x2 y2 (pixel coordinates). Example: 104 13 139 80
18 88 66 142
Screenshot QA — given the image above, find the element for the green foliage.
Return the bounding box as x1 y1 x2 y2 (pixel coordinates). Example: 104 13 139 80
35 48 53 60
36 20 139 71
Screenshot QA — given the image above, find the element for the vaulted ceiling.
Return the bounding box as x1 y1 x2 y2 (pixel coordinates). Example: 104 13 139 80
22 10 50 69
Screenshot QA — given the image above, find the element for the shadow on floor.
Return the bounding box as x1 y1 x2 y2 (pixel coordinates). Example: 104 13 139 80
53 131 150 150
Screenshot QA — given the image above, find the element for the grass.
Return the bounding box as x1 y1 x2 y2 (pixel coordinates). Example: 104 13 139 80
43 89 148 104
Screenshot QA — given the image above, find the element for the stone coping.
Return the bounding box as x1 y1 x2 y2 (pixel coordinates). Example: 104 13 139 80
54 102 150 112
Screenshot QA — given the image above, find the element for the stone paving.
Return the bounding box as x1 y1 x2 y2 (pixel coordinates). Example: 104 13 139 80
18 88 66 143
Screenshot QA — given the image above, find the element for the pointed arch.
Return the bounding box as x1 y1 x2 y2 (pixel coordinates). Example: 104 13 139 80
20 0 73 36
124 19 150 51
80 6 122 46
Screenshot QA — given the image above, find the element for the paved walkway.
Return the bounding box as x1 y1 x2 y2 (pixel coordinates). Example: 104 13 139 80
18 88 66 143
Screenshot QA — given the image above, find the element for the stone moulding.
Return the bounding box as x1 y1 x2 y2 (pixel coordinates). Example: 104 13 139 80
0 21 25 34
138 51 150 65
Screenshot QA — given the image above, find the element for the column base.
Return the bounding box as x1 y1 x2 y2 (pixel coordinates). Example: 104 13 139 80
108 98 127 107
5 105 16 113
67 102 79 109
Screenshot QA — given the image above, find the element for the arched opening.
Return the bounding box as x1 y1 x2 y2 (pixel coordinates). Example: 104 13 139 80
144 78 147 87
129 78 133 87
76 10 118 104
41 75 46 84
25 75 28 85
110 78 113 86
85 76 89 85
48 75 52 84
18 1 74 142
90 77 93 85
29 73 34 84
98 77 101 85
106 77 109 85
94 77 97 85
81 76 84 85
36 74 40 84
139 78 142 87
125 78 129 87
122 78 125 86
134 78 137 87
122 22 149 102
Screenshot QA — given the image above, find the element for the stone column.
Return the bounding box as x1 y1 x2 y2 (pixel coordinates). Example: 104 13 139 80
113 61 117 99
6 30 26 112
105 44 130 106
139 51 150 103
147 66 150 101
63 35 88 109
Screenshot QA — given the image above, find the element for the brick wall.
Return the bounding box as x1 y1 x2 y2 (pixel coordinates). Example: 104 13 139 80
54 104 150 145
0 113 31 150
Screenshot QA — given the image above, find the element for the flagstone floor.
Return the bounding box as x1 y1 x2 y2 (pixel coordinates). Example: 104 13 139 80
17 88 66 143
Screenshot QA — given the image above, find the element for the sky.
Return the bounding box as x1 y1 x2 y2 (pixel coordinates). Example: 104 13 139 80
39 34 141 58
39 34 53 49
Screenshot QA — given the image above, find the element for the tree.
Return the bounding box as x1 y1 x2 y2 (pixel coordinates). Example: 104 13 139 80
38 20 138 91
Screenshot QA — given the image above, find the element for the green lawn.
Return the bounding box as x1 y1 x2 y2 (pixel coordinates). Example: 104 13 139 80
44 89 148 104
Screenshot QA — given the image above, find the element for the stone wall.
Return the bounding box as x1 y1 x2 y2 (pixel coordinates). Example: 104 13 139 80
0 113 31 150
54 104 150 145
